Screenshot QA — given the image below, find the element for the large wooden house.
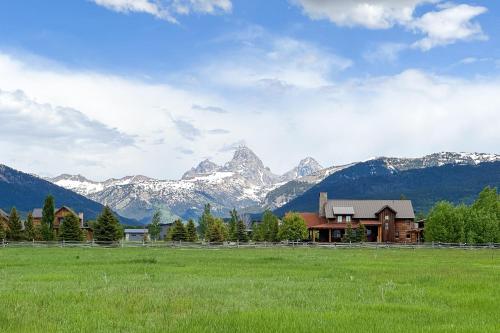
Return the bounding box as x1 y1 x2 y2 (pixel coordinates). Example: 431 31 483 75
300 192 421 243
32 206 93 240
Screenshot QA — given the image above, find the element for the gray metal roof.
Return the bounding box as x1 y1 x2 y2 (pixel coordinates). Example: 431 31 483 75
325 200 415 219
124 229 148 233
0 209 9 218
32 208 43 218
332 206 355 215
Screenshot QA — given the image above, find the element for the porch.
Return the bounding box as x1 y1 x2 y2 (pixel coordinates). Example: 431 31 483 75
309 223 382 243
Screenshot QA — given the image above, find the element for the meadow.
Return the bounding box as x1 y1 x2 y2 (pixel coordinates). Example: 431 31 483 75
0 247 499 332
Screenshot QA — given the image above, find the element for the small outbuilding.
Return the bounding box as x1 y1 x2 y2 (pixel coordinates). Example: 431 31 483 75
124 229 149 242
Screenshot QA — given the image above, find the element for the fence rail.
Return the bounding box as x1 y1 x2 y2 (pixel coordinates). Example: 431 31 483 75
1 240 499 249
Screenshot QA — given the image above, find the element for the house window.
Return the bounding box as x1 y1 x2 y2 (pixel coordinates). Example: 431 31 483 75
333 230 341 239
385 223 388 230
406 232 411 239
346 216 351 222
395 231 399 238
337 216 342 223
385 215 389 221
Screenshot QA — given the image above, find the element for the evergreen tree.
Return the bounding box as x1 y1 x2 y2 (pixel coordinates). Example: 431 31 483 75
148 210 162 241
357 223 367 242
236 219 249 242
198 204 214 238
261 210 279 242
59 213 84 241
228 208 238 241
278 212 307 241
41 195 55 241
342 221 355 242
7 207 23 241
252 222 264 241
94 206 122 241
186 219 198 242
170 220 187 241
206 218 227 242
24 213 36 241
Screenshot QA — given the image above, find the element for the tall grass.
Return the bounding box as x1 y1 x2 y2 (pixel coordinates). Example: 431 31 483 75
0 248 498 332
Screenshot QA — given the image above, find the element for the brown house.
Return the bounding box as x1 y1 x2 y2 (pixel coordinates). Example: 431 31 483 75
32 207 93 241
0 208 9 231
300 192 420 243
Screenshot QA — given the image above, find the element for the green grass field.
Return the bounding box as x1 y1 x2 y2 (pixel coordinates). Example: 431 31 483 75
0 247 499 332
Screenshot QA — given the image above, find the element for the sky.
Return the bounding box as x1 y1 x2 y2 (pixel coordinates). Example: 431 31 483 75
0 0 499 180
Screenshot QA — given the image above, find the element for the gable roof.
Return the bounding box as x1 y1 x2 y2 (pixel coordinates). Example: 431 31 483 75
0 209 9 218
325 200 415 219
124 229 148 233
32 207 81 219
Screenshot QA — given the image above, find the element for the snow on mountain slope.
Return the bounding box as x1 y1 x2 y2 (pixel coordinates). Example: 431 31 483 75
48 150 500 221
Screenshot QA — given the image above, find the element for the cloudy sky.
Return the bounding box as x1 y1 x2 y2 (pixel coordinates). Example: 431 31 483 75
0 0 499 180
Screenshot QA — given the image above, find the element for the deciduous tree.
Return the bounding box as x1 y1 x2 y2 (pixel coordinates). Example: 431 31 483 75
148 210 162 241
278 212 307 241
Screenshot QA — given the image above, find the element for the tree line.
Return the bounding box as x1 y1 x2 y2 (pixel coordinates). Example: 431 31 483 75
147 204 308 243
425 187 500 244
0 195 124 242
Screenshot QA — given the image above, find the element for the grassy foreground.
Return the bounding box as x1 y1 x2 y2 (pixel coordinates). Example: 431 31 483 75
0 247 499 333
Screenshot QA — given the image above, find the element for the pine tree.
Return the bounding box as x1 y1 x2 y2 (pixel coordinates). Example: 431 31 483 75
357 223 367 242
198 204 214 238
170 220 187 241
342 221 355 242
7 207 23 241
24 213 36 241
59 213 84 241
186 219 198 242
94 206 122 242
207 218 227 242
148 210 162 241
261 210 279 242
236 219 249 242
228 208 238 241
41 195 55 241
252 222 264 241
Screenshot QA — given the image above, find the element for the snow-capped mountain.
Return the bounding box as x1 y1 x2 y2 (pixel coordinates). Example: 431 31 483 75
48 146 318 222
47 150 500 223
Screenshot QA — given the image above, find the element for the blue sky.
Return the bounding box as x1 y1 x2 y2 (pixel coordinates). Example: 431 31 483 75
0 0 499 179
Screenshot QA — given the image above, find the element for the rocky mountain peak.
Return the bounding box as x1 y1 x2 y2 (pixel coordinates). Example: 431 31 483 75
281 157 323 181
224 145 265 171
182 159 220 179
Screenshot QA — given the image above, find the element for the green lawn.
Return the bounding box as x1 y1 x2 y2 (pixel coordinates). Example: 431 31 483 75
0 247 499 332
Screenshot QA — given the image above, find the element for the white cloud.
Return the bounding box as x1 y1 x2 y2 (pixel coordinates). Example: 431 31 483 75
293 0 488 50
91 0 232 23
410 4 487 50
0 42 499 180
364 42 408 63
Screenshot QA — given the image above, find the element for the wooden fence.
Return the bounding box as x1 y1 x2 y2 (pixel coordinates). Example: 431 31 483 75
1 239 499 249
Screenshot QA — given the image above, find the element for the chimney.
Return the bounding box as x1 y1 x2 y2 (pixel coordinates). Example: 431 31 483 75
79 213 84 228
319 192 327 217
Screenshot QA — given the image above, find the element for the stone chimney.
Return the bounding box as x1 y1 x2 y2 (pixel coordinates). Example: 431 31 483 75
319 192 328 217
78 213 84 228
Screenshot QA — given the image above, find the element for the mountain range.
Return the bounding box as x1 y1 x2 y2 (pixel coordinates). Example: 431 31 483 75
0 164 139 225
45 147 500 223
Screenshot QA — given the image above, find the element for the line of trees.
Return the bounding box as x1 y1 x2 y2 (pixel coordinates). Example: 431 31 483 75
425 187 500 244
1 195 124 242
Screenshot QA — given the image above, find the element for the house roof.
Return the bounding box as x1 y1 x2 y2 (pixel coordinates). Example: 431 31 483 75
124 229 148 233
331 206 355 215
324 200 415 219
0 209 9 218
299 213 327 228
32 207 82 219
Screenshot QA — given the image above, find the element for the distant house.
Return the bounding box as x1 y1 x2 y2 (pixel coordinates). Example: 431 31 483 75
159 222 174 240
0 208 9 230
32 206 93 241
300 192 420 243
124 229 149 242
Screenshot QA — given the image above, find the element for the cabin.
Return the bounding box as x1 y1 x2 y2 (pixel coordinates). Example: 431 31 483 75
32 207 93 241
300 192 419 243
0 208 9 231
124 229 149 242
